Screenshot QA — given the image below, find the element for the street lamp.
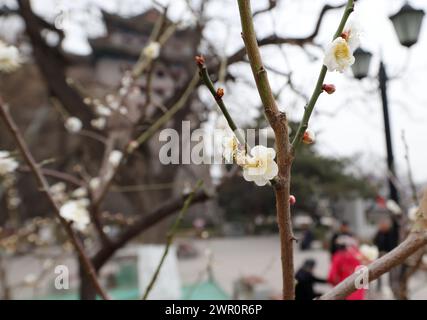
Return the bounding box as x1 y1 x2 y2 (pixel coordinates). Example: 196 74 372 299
351 48 372 80
389 3 425 48
351 2 425 205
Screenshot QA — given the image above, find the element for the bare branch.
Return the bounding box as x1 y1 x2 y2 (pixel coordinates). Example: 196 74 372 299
237 0 294 300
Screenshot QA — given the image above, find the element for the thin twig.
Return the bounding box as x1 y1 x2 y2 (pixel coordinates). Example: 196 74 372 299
402 131 419 204
196 58 246 146
142 180 204 300
292 0 354 151
93 70 200 207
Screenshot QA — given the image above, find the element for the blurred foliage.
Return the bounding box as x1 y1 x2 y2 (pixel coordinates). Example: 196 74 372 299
218 121 376 221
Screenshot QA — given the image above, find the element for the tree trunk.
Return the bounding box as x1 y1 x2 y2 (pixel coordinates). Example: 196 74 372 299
79 258 98 300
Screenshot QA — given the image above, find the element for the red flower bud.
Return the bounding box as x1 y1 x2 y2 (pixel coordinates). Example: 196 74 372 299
289 195 296 206
216 88 225 100
195 55 205 66
322 84 336 95
340 31 349 41
302 130 315 145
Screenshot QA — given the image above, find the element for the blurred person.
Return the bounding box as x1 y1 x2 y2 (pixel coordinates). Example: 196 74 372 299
328 235 365 300
329 221 353 257
374 216 399 254
300 226 315 251
373 214 400 295
295 259 326 300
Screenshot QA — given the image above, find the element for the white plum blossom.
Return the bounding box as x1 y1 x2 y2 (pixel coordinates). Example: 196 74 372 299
71 187 88 199
119 106 128 115
0 151 10 158
50 182 67 203
323 37 355 72
50 182 66 193
143 41 160 60
95 105 112 117
89 177 101 191
0 151 18 176
359 244 379 261
91 117 107 130
108 150 123 167
59 199 90 231
64 117 82 133
222 135 238 163
0 41 21 73
242 145 278 186
408 206 419 221
235 150 247 167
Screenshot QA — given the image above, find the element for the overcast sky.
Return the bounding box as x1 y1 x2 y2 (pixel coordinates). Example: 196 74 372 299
2 0 427 189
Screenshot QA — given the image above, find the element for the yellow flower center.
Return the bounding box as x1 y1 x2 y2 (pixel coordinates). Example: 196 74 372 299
244 157 262 168
334 41 351 60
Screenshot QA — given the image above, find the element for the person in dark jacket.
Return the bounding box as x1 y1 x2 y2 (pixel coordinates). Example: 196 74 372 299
330 221 353 257
374 216 399 253
373 215 400 293
295 259 326 300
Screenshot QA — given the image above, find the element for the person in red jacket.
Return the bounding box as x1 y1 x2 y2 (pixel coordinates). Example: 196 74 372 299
328 235 365 300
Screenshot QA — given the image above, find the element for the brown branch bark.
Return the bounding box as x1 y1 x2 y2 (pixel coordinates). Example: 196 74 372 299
91 189 210 270
0 100 110 300
321 189 427 300
320 233 427 300
237 0 294 300
17 0 93 127
227 3 346 67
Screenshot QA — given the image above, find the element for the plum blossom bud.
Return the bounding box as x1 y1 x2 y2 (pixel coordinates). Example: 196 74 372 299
216 88 224 100
95 105 112 117
91 117 106 130
302 130 315 145
289 195 296 206
322 84 336 95
89 177 101 191
195 55 205 66
143 42 160 60
0 41 21 73
108 150 123 167
0 151 18 176
359 244 379 261
64 117 82 133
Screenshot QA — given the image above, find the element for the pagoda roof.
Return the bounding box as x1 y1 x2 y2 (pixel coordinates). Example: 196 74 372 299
101 8 168 35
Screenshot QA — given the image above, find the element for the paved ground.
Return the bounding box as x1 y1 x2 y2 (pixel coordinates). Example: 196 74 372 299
178 235 330 297
178 235 427 299
2 235 427 299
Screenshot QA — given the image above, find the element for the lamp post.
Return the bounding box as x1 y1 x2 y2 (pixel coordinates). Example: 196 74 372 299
351 2 425 205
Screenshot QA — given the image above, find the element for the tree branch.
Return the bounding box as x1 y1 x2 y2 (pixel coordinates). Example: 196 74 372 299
291 0 354 151
0 99 110 300
237 0 294 300
320 188 427 300
196 57 246 145
91 188 210 269
320 233 427 300
142 180 203 300
226 3 347 67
